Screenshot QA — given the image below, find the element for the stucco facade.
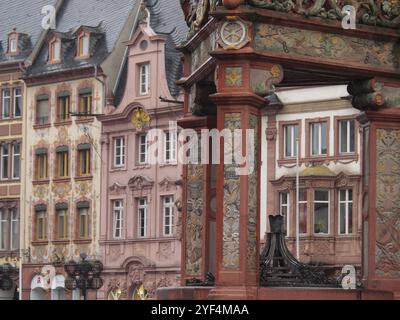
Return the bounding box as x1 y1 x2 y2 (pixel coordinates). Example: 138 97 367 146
97 17 185 300
21 77 104 300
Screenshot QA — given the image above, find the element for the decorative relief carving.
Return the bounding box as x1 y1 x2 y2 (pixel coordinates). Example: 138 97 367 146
52 183 72 199
128 175 154 191
224 67 243 87
222 113 241 269
250 65 284 96
248 0 400 29
254 24 399 71
247 114 258 271
375 128 400 278
33 185 49 200
265 128 277 141
185 162 204 275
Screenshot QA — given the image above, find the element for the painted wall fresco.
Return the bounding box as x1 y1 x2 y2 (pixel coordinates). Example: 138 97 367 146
247 114 258 271
222 113 241 269
375 128 400 277
254 24 399 71
185 163 204 276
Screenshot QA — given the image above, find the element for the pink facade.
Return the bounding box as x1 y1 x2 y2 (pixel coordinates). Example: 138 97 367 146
98 21 184 300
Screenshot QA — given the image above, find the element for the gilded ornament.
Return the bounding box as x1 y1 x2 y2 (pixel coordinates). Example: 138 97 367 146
131 108 151 130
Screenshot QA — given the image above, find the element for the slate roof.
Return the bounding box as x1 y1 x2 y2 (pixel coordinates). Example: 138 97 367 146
148 0 188 98
26 0 137 77
0 0 58 64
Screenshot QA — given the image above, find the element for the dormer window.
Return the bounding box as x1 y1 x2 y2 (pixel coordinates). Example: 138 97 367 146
49 38 61 63
77 32 90 58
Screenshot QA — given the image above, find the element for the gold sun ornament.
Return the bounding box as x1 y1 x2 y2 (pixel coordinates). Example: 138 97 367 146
131 108 151 130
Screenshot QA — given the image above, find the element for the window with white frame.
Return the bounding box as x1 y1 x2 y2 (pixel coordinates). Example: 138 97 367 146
2 88 11 119
339 120 355 154
339 189 353 235
113 200 123 239
279 192 290 236
139 63 150 95
138 134 148 165
284 124 298 158
314 190 330 234
1 144 9 180
12 143 20 179
164 131 177 163
49 38 61 63
9 37 17 53
13 88 22 118
311 122 327 156
114 137 125 167
10 209 18 250
0 210 6 250
77 33 89 57
163 196 174 236
137 198 147 238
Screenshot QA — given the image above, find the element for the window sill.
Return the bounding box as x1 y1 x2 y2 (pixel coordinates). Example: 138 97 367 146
73 239 92 244
52 240 70 245
33 180 50 185
110 166 127 172
0 117 22 123
31 240 49 246
159 162 178 167
53 177 71 183
277 154 359 167
54 120 72 127
33 123 51 130
0 179 21 184
76 118 94 125
75 175 93 182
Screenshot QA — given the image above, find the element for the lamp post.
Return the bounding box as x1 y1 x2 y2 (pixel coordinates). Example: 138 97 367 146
64 253 103 300
0 263 18 292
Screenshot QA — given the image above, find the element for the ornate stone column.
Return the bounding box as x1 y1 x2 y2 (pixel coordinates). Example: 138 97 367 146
352 78 400 297
179 115 216 285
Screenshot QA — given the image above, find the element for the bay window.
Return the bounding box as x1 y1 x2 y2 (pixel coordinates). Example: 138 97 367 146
339 189 353 235
314 190 330 235
299 189 307 234
279 192 290 235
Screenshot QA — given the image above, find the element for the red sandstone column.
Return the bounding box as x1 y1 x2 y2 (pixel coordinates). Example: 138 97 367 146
178 115 216 284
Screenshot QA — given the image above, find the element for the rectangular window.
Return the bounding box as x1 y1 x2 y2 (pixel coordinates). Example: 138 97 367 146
79 92 92 115
138 134 148 165
13 88 22 118
139 63 150 95
36 96 50 125
57 150 69 178
163 196 174 236
311 122 327 156
9 38 17 53
314 190 330 235
78 147 91 176
78 208 89 239
299 189 307 234
36 153 48 180
1 144 9 180
284 124 298 158
339 189 353 235
58 95 70 121
0 210 6 250
113 200 123 239
36 211 46 241
114 137 125 167
50 40 61 62
138 198 147 238
78 34 89 57
10 209 18 250
12 143 20 179
2 88 11 119
165 131 177 163
339 120 355 154
279 192 290 236
57 209 68 240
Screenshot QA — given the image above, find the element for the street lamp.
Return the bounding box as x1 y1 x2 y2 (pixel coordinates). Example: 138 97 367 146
64 253 103 300
0 263 18 291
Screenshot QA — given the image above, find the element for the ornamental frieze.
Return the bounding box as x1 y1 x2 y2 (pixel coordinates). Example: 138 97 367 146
254 24 399 71
375 128 400 278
